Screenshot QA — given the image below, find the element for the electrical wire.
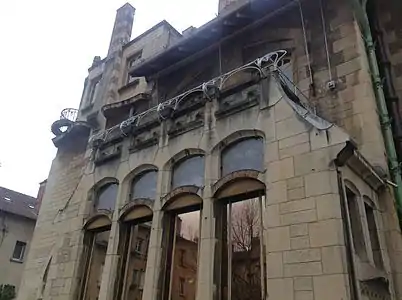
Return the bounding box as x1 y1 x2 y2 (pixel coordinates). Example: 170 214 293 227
298 0 313 86
319 0 333 81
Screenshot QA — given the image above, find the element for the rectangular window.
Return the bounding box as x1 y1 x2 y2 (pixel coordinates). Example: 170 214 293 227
346 188 367 260
127 51 143 84
88 77 101 105
12 241 26 261
179 249 185 267
118 223 150 300
219 196 266 300
135 238 143 254
162 209 200 300
364 201 383 269
81 229 111 300
179 277 185 296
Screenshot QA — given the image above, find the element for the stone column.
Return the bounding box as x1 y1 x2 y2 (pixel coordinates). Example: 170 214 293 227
196 149 216 300
98 185 124 300
142 169 165 300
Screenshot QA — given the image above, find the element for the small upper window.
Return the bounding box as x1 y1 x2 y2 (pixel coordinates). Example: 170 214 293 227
127 51 143 84
89 77 101 105
172 156 205 189
96 183 118 212
221 138 264 176
12 241 26 261
131 170 158 200
179 277 185 296
128 51 143 68
135 238 144 253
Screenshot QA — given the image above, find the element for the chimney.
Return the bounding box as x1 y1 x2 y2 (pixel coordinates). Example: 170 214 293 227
36 179 47 211
107 3 136 56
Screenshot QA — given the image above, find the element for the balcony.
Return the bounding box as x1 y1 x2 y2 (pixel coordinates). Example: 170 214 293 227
51 108 90 149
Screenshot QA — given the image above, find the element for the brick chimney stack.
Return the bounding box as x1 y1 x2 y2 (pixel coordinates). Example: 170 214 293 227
107 3 135 56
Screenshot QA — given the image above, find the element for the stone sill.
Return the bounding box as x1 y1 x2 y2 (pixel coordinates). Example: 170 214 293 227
10 258 24 264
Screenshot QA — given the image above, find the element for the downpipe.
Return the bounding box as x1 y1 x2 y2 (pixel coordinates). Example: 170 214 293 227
349 0 402 226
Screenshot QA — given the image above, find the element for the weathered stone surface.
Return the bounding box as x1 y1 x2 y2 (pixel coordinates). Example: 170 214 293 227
313 274 348 300
280 209 317 226
283 249 321 264
291 236 310 250
267 227 291 252
294 277 313 291
290 224 308 237
280 198 314 214
309 219 344 247
284 261 322 277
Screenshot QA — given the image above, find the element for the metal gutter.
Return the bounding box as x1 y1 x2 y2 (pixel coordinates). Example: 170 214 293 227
350 0 402 224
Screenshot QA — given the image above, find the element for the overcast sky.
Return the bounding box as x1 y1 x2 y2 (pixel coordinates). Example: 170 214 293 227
0 0 217 197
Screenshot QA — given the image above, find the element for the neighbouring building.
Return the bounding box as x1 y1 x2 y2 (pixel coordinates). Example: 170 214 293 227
0 187 38 295
17 0 402 299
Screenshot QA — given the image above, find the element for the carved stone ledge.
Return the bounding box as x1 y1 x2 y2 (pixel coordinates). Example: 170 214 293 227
215 84 261 119
94 144 122 166
168 119 204 138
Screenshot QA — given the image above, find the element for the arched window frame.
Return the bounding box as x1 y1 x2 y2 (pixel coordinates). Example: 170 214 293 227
130 169 158 201
220 137 264 177
171 154 205 190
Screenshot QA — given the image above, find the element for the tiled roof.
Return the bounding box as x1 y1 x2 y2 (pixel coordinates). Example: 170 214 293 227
0 186 38 220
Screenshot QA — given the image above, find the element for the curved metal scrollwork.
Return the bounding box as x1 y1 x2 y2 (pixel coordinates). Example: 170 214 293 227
118 50 289 136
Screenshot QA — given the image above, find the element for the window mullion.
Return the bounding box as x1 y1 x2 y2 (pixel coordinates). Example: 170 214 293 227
168 215 179 300
121 225 135 300
228 200 233 300
81 234 96 300
258 195 266 300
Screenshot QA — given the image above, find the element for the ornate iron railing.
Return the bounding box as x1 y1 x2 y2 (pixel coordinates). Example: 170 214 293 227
60 108 78 122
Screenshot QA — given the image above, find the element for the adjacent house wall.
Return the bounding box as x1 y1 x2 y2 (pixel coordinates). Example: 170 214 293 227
0 213 35 291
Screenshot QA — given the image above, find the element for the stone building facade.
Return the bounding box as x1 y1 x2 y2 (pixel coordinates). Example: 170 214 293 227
17 0 402 300
0 186 38 295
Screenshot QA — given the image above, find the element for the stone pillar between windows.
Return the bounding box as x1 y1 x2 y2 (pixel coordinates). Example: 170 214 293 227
142 169 165 300
196 150 215 300
98 186 123 300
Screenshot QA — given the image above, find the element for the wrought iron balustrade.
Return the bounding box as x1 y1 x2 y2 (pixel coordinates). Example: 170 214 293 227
60 108 78 122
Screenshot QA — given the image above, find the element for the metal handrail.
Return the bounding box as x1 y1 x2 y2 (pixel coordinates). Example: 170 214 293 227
60 108 78 122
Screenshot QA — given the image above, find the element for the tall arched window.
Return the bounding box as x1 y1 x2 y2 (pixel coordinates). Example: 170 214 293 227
115 205 153 300
80 216 112 300
221 138 264 176
96 183 118 211
172 156 205 189
216 137 266 300
131 170 158 200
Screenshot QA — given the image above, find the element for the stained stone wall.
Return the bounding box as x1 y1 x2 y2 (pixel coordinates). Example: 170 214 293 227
17 0 402 299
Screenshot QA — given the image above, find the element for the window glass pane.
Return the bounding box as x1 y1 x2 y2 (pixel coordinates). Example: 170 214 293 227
12 241 26 260
221 138 264 176
346 188 367 260
219 197 265 300
96 183 118 211
364 202 383 269
85 230 110 300
172 156 205 189
170 211 200 300
122 223 150 300
131 171 158 200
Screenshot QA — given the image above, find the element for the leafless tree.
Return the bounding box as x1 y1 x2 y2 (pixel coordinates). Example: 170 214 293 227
230 198 262 300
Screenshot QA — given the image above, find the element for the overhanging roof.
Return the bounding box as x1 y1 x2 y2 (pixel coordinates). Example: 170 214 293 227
129 0 298 77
